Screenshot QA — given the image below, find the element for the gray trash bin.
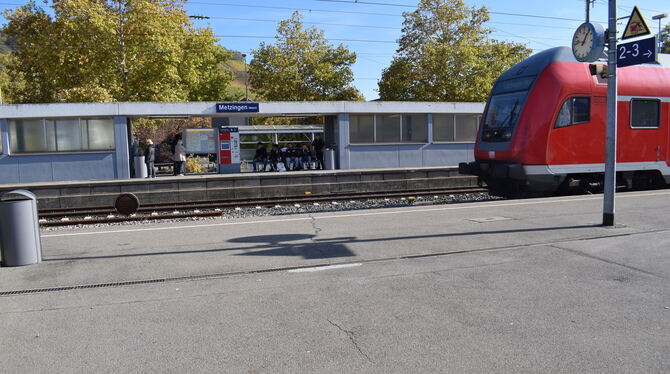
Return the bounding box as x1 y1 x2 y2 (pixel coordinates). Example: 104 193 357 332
324 149 336 170
134 156 147 178
0 190 42 267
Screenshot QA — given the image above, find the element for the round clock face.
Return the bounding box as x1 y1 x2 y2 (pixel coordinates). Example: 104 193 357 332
571 22 605 62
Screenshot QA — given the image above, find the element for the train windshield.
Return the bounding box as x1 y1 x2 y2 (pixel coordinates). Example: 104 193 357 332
481 91 528 142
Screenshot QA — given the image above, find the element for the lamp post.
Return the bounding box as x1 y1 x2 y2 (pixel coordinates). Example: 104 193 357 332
241 53 249 101
652 13 668 53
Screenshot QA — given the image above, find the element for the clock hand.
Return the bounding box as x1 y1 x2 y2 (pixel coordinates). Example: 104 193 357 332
581 30 591 46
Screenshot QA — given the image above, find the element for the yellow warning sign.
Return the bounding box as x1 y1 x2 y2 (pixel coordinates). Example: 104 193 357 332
622 6 651 40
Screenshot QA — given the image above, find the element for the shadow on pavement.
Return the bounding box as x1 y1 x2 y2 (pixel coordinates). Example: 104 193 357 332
43 224 600 262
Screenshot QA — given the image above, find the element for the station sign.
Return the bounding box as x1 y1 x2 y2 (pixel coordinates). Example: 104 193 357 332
218 127 240 165
216 102 259 113
617 36 656 68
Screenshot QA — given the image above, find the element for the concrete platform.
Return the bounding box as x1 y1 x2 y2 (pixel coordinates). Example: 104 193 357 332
1 191 669 372
0 166 475 210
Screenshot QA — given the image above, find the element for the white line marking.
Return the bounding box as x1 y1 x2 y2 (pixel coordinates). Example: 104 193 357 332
42 190 670 238
288 263 362 273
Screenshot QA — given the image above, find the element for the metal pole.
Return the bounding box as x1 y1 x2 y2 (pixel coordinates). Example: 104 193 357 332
586 0 590 22
242 53 249 101
603 0 617 226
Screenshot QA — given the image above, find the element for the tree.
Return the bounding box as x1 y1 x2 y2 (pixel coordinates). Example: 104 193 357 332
662 24 670 54
249 11 363 101
377 0 531 102
2 0 234 103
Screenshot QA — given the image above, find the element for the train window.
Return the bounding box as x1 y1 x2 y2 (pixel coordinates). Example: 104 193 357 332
630 99 660 128
481 91 527 142
554 97 590 128
401 114 427 142
349 115 374 143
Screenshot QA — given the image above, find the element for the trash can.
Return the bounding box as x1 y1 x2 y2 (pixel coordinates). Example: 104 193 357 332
324 149 336 170
134 156 147 178
0 190 42 267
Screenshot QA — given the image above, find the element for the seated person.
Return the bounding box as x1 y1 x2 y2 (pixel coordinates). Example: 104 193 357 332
252 142 268 172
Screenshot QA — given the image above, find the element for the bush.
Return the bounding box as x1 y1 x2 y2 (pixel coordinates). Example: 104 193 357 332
185 156 205 174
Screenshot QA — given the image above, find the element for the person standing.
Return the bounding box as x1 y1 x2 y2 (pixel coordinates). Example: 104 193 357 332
144 139 156 179
173 138 186 176
312 134 325 170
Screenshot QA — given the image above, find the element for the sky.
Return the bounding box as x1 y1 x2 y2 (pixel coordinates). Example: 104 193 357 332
1 0 669 100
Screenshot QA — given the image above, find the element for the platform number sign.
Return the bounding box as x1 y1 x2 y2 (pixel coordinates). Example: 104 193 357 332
617 37 656 68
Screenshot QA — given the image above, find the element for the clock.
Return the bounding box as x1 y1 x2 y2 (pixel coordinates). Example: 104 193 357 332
571 22 606 62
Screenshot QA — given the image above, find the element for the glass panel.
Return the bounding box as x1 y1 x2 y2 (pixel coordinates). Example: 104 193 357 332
55 119 82 151
402 114 426 142
85 118 115 150
554 100 571 128
572 97 590 124
481 91 527 142
631 100 659 128
349 115 374 143
492 76 535 95
377 114 401 142
9 119 46 152
455 115 479 141
45 120 57 151
432 114 455 141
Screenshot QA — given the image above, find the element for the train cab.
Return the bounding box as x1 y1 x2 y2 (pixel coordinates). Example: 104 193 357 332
460 47 670 196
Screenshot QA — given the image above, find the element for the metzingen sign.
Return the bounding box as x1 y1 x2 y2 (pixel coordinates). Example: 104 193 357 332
617 36 656 68
216 102 260 113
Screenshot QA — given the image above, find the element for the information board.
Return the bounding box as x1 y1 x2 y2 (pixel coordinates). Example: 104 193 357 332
218 127 241 165
183 128 216 154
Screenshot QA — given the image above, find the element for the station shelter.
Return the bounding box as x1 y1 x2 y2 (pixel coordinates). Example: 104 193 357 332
0 101 484 184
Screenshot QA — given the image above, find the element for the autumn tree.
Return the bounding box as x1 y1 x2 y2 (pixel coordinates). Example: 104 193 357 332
2 0 234 103
249 11 363 101
662 24 670 54
378 0 531 102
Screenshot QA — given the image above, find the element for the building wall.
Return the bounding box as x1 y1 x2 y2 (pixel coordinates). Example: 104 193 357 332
347 143 475 169
0 116 126 183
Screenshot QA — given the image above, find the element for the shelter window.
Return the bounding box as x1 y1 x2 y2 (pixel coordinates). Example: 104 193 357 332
630 99 660 128
554 97 590 128
9 118 115 153
433 114 479 142
350 114 428 143
401 114 426 142
349 115 374 143
377 115 401 142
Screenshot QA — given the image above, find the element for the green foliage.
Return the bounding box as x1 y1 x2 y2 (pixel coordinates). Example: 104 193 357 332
2 0 235 103
249 11 364 101
378 0 531 102
662 24 670 54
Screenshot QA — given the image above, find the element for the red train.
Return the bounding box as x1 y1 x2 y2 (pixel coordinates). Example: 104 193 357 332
459 47 670 197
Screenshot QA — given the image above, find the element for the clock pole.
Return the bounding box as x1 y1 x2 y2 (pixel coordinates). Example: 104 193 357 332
603 0 617 226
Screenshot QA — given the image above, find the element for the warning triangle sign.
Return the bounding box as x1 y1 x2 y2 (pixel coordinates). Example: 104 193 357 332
622 6 651 40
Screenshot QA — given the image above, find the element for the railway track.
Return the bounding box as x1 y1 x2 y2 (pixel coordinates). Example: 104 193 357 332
39 186 488 227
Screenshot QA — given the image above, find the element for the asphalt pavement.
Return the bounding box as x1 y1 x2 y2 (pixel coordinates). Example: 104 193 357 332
1 191 669 373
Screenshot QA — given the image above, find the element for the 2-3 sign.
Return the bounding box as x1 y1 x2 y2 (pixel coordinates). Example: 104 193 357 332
618 36 656 68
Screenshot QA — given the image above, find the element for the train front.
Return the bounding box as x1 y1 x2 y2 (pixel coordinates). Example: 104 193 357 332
459 47 577 196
